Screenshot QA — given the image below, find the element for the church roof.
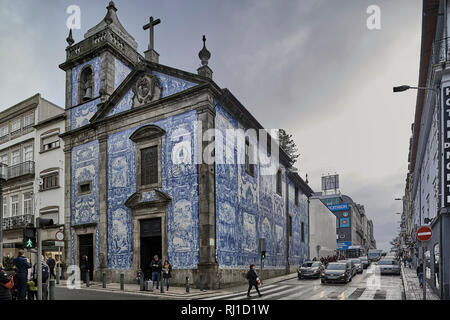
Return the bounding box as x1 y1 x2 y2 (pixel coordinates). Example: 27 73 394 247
84 1 138 50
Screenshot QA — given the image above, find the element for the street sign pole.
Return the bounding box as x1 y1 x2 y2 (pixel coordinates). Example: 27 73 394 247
416 225 432 300
37 222 42 300
422 246 426 300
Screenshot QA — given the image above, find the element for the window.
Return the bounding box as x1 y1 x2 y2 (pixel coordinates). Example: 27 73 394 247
288 215 292 237
267 132 271 156
2 197 7 218
11 195 18 217
0 154 7 165
23 192 32 215
11 119 21 135
295 187 299 206
79 67 93 103
78 181 92 195
0 126 8 139
245 137 255 176
41 173 59 191
301 222 305 242
23 113 34 130
24 145 33 162
11 150 20 165
42 134 60 151
276 170 282 195
141 146 158 185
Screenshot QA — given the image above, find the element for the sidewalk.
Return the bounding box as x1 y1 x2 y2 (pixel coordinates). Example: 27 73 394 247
56 272 298 300
401 265 440 300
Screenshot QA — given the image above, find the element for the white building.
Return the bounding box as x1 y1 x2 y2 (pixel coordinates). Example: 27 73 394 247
309 198 337 259
0 94 65 262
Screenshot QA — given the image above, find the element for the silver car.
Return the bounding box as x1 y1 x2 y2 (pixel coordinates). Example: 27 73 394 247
349 258 363 274
377 259 401 275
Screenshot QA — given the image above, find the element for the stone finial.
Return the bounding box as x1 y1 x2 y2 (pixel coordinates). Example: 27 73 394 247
198 35 211 66
104 1 118 25
197 35 213 79
66 29 74 46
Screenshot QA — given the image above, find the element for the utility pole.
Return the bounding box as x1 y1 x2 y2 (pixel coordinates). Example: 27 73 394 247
37 218 42 300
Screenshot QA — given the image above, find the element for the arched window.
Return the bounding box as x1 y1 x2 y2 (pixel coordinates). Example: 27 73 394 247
276 169 282 195
79 66 93 103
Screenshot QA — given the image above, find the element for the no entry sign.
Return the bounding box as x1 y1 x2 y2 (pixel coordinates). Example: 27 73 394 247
416 226 432 242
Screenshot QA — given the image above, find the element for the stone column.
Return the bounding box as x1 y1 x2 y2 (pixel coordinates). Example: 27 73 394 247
96 132 109 281
99 51 115 103
196 103 219 289
63 145 72 271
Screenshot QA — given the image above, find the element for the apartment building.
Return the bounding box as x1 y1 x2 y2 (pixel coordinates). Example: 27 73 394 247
0 94 65 262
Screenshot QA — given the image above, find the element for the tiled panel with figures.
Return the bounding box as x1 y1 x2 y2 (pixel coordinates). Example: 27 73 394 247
114 58 132 90
106 110 200 270
71 98 101 130
215 102 308 269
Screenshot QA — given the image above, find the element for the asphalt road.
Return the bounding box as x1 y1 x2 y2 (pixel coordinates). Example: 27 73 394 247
199 264 404 300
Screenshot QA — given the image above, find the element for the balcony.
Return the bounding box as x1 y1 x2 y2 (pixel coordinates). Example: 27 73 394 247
432 37 450 65
6 161 35 180
2 214 34 231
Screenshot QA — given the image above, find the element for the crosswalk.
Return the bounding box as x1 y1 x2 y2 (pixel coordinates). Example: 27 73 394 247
199 283 403 300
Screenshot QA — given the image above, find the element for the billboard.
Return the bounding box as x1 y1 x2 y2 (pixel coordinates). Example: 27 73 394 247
443 86 450 207
337 241 352 250
322 174 339 191
328 203 349 212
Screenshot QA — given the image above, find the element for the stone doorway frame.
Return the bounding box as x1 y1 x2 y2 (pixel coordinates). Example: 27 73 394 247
71 224 97 274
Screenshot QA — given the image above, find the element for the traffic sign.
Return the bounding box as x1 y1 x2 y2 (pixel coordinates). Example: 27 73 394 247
55 241 64 247
55 231 64 241
417 226 432 242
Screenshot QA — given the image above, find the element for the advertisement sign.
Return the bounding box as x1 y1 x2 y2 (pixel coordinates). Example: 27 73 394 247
337 241 352 250
322 174 339 191
340 218 350 228
328 203 350 212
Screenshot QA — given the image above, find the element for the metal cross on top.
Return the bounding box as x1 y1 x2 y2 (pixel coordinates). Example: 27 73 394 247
143 16 161 50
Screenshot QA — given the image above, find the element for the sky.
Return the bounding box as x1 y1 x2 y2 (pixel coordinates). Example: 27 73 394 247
0 0 423 251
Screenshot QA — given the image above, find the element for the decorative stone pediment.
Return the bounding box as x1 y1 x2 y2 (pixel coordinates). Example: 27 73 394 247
125 189 171 209
132 73 162 108
129 124 165 143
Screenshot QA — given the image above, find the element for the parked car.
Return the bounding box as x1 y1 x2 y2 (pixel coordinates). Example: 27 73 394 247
339 260 356 277
359 257 370 269
298 261 324 279
321 262 352 284
377 259 401 275
349 258 363 274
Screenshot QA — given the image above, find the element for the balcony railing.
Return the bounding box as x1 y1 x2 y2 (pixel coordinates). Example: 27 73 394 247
0 163 6 180
7 161 35 180
432 37 450 65
2 214 34 231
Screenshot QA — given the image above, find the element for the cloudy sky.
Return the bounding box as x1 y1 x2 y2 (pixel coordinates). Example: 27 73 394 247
0 0 423 251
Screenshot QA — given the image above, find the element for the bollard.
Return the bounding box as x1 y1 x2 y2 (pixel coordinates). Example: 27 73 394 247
160 277 164 293
120 274 124 291
102 272 106 288
186 276 190 293
86 271 90 287
56 267 60 285
42 283 48 300
49 280 55 300
140 276 145 291
200 275 204 291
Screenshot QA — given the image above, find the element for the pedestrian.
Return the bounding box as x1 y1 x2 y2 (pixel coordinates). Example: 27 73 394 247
407 256 412 269
162 260 172 291
150 255 162 290
80 255 89 283
32 255 50 300
46 254 56 279
246 264 262 298
12 249 31 300
0 263 12 301
27 279 37 300
416 261 424 288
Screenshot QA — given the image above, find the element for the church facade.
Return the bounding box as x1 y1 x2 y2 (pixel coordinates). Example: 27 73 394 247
60 2 312 289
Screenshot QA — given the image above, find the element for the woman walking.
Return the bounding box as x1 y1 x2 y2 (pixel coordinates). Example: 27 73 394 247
0 264 12 301
162 260 172 291
246 264 262 298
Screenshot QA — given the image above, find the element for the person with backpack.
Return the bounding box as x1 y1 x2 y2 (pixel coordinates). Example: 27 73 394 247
32 256 50 299
13 249 30 300
246 264 262 298
0 263 13 301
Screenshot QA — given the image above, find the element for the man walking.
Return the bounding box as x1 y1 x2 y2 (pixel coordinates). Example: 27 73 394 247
416 261 424 288
46 254 56 279
150 255 162 290
246 264 262 298
12 250 30 300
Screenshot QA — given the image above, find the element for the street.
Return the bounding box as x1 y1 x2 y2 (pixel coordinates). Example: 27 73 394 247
200 264 403 300
54 286 166 300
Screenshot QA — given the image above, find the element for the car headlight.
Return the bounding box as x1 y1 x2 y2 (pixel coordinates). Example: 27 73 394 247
321 272 325 276
341 273 346 277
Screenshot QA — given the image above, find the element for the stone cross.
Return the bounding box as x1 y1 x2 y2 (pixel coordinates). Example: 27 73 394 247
143 16 161 50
